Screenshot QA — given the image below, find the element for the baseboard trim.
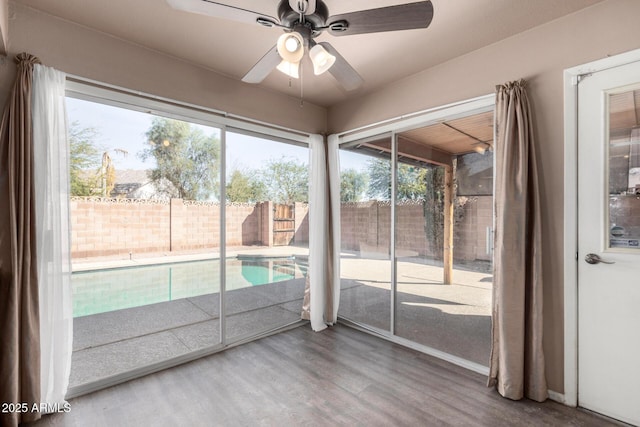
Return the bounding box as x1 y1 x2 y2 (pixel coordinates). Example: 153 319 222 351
548 390 566 405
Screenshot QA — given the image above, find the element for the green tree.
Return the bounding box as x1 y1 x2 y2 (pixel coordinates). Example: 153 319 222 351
340 168 368 202
366 158 392 200
261 157 308 203
68 121 101 196
366 158 430 200
226 169 266 203
139 118 220 201
365 157 449 259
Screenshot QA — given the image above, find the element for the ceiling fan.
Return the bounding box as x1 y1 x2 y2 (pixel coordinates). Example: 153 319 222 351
166 0 434 91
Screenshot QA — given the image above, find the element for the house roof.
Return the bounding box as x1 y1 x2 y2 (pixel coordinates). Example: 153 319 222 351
113 169 151 185
110 169 151 197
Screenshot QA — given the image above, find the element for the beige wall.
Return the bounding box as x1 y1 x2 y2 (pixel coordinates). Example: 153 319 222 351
328 0 640 393
0 3 327 134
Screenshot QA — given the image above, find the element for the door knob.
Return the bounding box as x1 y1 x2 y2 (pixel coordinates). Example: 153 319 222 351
584 253 615 265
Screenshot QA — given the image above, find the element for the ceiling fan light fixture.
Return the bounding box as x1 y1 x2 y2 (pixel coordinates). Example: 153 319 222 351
309 44 336 75
276 59 300 78
277 32 304 63
170 0 435 92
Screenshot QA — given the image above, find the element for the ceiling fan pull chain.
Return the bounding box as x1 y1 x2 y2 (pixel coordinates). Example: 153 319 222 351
300 61 304 107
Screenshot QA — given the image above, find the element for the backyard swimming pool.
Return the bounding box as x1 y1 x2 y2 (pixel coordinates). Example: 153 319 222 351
72 256 307 317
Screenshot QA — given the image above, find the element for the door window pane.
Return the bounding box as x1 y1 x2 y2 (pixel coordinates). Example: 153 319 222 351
608 89 640 249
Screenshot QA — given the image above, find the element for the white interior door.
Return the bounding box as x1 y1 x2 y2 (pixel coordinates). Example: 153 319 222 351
578 60 640 425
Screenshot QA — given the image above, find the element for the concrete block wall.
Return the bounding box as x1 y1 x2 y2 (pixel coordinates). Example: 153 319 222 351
294 202 309 243
171 200 221 251
339 197 492 262
70 198 170 258
225 202 261 247
453 196 493 262
259 201 273 247
70 197 490 260
395 201 431 257
70 198 310 258
340 201 377 252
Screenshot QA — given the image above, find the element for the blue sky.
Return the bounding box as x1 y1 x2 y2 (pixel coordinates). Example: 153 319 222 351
65 97 311 174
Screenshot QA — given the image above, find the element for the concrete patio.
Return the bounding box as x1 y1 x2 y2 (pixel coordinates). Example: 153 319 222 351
70 247 491 389
340 254 492 366
71 277 306 387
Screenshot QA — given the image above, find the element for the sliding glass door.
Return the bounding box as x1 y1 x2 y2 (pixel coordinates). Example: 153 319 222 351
337 107 494 367
65 84 311 392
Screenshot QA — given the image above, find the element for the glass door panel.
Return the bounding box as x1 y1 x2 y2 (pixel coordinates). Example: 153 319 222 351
339 138 392 331
66 97 222 387
224 132 309 342
393 126 493 366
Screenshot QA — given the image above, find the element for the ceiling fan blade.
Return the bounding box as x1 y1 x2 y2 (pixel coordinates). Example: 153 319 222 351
327 1 434 36
166 0 279 26
319 42 363 91
241 45 281 84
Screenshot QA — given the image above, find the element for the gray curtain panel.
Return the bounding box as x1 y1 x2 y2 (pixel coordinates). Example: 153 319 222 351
488 80 548 402
0 53 42 427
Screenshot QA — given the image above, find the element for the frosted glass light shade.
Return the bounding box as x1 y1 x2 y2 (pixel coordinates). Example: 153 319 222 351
276 60 300 78
277 32 304 63
309 44 336 75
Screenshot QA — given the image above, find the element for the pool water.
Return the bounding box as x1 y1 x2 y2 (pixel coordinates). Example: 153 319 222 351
72 257 307 317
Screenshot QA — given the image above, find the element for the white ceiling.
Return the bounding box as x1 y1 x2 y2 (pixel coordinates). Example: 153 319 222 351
13 0 604 107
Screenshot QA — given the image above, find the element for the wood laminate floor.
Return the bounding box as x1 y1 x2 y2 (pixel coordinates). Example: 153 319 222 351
28 324 621 427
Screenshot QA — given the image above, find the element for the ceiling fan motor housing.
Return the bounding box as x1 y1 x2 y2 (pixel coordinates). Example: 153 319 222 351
277 0 328 33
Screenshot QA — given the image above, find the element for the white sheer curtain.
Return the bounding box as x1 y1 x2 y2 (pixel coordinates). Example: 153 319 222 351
326 134 340 323
308 134 328 331
32 64 73 406
307 134 341 331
